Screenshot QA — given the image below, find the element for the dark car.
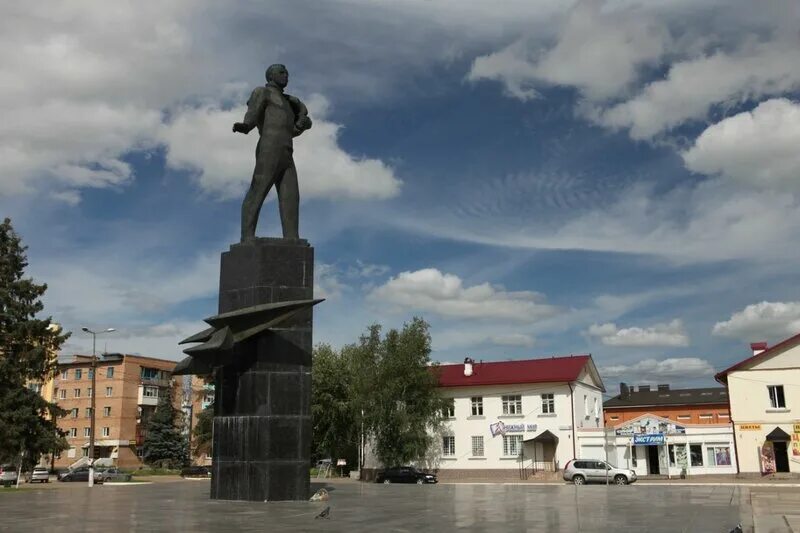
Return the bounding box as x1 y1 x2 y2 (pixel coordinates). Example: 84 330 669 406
376 467 437 484
58 467 103 483
180 466 211 478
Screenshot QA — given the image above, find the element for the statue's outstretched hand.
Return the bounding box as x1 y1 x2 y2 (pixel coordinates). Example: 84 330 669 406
232 122 248 134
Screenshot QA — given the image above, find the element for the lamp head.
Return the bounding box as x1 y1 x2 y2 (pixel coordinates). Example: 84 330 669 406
81 327 90 333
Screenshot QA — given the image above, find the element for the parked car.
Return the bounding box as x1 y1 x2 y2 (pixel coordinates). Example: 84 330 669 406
0 465 19 487
180 466 211 478
563 459 637 485
376 467 437 484
26 467 50 483
97 467 131 483
58 467 103 483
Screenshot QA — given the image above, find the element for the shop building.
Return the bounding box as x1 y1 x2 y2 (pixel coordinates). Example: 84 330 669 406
580 383 736 476
429 355 605 480
716 336 800 475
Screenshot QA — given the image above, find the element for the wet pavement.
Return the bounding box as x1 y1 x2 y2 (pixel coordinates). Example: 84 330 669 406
1 478 791 532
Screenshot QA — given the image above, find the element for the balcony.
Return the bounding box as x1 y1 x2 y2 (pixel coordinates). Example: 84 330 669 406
140 377 171 388
137 385 159 406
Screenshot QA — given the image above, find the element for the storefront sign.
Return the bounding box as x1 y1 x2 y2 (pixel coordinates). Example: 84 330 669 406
794 424 800 433
490 421 506 437
337 459 347 466
739 424 762 431
526 424 538 432
793 425 800 457
633 433 665 445
616 416 684 436
504 424 525 433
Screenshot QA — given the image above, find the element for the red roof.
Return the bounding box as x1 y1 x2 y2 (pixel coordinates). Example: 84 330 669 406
715 331 800 384
435 355 593 388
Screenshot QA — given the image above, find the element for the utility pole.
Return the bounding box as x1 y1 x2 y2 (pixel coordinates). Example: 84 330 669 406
81 327 115 488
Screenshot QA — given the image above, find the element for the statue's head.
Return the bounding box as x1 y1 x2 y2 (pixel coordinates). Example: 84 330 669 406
266 64 289 88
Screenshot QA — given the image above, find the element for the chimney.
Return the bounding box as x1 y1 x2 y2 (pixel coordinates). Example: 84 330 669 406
638 384 651 392
619 382 630 400
463 357 474 377
750 342 768 356
657 384 670 391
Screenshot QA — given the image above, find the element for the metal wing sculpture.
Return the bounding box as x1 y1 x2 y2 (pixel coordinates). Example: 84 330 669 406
173 299 323 375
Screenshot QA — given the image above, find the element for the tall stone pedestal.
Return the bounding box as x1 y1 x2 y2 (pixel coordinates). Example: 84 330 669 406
210 238 313 502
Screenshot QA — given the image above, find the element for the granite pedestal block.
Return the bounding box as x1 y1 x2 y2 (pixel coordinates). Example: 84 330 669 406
211 238 313 502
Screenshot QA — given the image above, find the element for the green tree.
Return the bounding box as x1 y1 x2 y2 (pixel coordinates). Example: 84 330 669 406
0 218 68 466
311 343 358 466
192 405 213 458
142 387 189 468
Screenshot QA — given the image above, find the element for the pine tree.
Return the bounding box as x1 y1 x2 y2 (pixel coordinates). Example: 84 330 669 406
142 387 189 469
0 218 69 466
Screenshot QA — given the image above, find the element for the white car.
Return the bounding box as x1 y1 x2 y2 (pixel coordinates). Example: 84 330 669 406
27 467 50 483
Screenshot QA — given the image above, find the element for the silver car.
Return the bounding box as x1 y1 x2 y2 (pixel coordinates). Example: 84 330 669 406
563 459 637 485
0 465 19 487
27 467 50 483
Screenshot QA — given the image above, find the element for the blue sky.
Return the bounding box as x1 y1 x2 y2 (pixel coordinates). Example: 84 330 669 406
2 0 800 389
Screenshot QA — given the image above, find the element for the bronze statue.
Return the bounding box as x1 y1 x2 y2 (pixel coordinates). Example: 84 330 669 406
233 64 312 241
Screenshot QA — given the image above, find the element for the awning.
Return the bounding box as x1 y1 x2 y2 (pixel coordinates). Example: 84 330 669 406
765 427 791 441
524 429 559 443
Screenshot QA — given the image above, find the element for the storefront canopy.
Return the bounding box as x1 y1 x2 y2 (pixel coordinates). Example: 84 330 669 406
765 427 791 441
524 429 559 443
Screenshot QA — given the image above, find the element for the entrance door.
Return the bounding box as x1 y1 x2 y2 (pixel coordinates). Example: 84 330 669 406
774 442 790 473
647 446 660 475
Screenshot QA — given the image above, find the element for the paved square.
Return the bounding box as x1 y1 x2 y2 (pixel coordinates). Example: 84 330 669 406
2 480 795 532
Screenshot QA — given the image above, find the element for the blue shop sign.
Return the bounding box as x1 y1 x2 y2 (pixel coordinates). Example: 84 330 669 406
633 433 665 445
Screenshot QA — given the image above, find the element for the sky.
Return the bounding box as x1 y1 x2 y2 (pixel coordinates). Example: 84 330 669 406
2 0 800 391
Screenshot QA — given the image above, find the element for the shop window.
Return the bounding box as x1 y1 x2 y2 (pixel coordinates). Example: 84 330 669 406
541 394 555 414
502 395 522 415
768 385 786 409
470 397 483 416
689 444 703 466
706 446 731 466
631 449 637 467
502 434 523 457
442 436 455 456
442 399 455 419
668 444 687 468
471 436 484 457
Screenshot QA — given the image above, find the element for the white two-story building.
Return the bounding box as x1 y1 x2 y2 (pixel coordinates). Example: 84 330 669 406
716 336 800 474
431 355 605 480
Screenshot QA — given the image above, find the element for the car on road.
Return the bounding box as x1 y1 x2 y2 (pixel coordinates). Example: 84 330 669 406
26 467 50 483
58 467 103 483
376 467 437 484
180 465 211 478
0 465 19 487
563 459 637 485
97 467 131 483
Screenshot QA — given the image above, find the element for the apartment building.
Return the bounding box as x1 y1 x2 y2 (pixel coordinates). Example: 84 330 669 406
716 337 800 474
182 375 215 466
49 353 179 469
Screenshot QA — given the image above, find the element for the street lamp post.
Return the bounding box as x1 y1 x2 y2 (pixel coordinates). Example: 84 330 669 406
81 327 115 488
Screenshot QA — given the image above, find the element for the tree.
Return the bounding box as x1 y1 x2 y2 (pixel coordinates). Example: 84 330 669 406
311 344 358 467
192 405 213 458
0 218 68 466
142 387 188 468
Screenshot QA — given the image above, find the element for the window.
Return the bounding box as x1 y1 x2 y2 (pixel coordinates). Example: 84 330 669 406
73 388 81 398
502 395 522 415
442 399 455 419
470 396 483 416
61 370 69 380
503 434 523 457
68 428 77 437
668 444 687 468
677 415 691 420
102 427 110 437
87 387 92 398
103 406 111 417
84 427 90 437
52 388 59 401
699 414 713 420
70 408 78 418
106 387 113 397
85 407 91 418
442 436 455 456
75 369 82 379
719 413 729 418
593 397 599 418
59 389 67 400
609 415 619 420
471 436 484 457
143 386 159 398
583 395 588 416
768 385 786 409
28 382 42 394
706 446 731 466
141 368 161 380
689 444 703 466
88 369 94 379
82 448 89 457
541 394 555 414
106 367 114 378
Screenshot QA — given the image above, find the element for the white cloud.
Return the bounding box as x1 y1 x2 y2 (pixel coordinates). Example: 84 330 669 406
586 319 689 347
469 1 670 101
158 95 402 201
712 301 800 341
600 357 715 381
596 37 800 139
489 333 536 348
368 268 558 322
683 98 800 192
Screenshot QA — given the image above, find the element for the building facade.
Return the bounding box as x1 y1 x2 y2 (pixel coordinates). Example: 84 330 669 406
182 375 214 466
717 337 800 475
49 353 179 469
589 384 736 476
428 355 605 480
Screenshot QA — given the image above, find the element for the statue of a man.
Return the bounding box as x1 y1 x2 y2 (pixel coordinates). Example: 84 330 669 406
233 64 312 241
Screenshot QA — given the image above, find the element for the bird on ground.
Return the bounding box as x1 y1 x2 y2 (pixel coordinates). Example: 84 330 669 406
315 506 330 519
